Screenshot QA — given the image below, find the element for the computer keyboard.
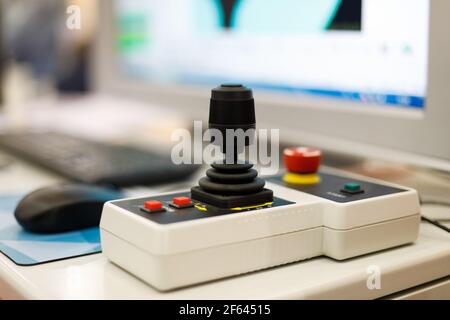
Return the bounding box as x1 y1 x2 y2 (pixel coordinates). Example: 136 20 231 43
0 132 199 187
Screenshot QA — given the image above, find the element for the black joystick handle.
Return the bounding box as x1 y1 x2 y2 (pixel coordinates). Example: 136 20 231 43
209 84 255 158
209 84 255 133
191 84 273 209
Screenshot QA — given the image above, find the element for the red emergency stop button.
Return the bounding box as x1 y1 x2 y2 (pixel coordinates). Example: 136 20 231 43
143 200 164 212
284 147 322 174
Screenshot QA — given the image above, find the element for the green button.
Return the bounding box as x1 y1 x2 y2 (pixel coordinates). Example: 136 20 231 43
344 183 361 192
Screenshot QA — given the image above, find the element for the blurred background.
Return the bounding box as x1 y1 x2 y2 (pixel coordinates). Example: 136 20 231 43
0 0 199 194
1 0 95 96
0 0 189 153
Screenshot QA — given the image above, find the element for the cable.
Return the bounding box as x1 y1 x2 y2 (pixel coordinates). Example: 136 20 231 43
420 198 450 234
421 216 450 233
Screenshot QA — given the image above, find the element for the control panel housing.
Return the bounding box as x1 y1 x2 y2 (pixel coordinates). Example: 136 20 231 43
100 167 420 291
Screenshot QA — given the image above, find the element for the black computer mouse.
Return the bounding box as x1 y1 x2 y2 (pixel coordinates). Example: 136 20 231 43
14 184 123 234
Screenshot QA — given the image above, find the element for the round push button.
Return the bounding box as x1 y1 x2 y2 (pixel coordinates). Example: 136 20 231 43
344 183 361 192
283 147 322 174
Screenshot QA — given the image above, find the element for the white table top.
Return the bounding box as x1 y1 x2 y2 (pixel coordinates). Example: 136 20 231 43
0 154 449 300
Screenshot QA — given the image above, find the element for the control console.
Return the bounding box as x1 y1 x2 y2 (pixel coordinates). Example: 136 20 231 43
100 85 420 291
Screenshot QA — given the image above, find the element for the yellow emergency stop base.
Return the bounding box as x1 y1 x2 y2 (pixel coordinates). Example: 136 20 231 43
283 172 321 185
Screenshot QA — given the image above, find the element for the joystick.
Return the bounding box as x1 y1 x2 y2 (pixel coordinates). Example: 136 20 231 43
191 84 273 209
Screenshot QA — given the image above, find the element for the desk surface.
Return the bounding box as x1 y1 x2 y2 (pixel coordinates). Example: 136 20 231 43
0 154 449 300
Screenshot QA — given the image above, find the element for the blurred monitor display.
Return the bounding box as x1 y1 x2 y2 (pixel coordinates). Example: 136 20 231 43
114 0 429 111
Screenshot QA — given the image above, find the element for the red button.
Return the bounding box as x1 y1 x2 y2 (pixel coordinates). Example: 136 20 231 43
144 200 163 211
284 147 322 173
173 197 191 206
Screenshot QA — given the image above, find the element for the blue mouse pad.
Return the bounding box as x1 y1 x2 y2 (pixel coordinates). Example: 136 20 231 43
0 195 101 266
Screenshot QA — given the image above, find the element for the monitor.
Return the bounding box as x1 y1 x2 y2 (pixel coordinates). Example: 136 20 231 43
94 0 450 172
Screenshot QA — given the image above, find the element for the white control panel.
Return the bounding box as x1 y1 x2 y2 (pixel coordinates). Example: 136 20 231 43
100 168 420 291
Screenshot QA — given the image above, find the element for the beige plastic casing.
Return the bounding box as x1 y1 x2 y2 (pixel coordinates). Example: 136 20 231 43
100 171 420 291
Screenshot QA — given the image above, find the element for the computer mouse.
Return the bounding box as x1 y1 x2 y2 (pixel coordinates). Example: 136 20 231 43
14 184 123 234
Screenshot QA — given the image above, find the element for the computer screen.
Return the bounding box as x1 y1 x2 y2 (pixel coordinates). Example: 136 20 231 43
114 0 429 110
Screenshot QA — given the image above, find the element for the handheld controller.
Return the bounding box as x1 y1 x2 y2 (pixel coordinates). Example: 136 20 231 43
100 85 420 291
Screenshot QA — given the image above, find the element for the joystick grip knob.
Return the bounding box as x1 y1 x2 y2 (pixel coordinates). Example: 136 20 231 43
209 84 255 132
209 84 255 151
283 147 322 174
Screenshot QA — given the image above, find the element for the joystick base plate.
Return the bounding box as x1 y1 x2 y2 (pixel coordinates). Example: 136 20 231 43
191 186 273 208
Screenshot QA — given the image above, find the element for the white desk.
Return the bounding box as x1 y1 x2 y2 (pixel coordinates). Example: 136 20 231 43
0 155 449 300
